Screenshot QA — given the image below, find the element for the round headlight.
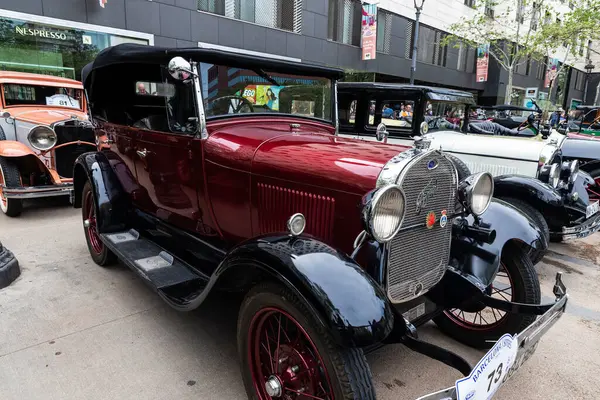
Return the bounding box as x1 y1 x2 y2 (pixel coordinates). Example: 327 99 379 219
569 160 579 183
549 163 560 188
28 126 57 151
469 172 494 216
369 185 406 242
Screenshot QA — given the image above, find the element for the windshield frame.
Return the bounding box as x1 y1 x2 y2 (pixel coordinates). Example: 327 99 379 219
426 100 470 133
198 63 336 126
1 82 85 112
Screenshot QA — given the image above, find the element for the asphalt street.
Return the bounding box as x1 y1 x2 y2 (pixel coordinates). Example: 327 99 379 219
1 199 599 400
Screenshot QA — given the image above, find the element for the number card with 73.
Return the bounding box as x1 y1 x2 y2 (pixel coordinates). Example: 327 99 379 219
455 334 518 400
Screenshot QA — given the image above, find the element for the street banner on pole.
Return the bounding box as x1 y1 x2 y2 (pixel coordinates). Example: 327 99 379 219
361 2 377 61
545 58 559 88
476 43 489 82
99 0 107 8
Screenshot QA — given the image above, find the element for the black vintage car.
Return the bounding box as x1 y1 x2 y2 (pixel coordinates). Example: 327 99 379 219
75 44 567 400
339 82 600 255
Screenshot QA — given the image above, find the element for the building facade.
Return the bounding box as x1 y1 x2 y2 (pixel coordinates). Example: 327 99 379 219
0 0 597 107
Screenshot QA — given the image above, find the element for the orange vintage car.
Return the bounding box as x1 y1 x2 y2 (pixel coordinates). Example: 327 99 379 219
0 71 97 217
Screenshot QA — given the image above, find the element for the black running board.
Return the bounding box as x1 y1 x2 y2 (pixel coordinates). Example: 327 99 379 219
100 229 208 299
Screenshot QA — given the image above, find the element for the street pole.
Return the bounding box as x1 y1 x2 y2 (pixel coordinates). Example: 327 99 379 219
410 0 425 85
584 62 595 104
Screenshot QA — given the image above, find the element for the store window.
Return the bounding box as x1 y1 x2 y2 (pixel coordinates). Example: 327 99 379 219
0 17 149 80
376 10 392 54
457 43 475 73
198 0 302 33
328 0 362 46
408 24 447 66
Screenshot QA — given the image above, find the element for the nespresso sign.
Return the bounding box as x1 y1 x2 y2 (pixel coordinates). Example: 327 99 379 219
15 26 68 40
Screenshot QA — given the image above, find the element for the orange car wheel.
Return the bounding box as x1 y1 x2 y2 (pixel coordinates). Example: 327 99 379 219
0 157 23 217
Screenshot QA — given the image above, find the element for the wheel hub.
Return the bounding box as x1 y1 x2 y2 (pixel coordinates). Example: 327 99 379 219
265 375 282 398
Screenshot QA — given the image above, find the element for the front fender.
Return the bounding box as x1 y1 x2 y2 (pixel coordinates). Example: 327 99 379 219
493 175 564 207
561 137 600 164
452 199 545 287
0 140 37 157
217 235 395 348
73 151 129 233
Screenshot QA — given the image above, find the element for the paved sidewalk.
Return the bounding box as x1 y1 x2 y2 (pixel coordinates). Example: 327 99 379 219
1 200 599 400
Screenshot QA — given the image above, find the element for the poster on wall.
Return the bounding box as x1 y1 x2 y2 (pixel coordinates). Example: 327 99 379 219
544 58 559 88
476 43 489 82
99 0 107 8
239 85 282 110
361 2 378 61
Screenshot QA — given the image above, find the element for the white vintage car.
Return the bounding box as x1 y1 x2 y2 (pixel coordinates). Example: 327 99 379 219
338 82 600 244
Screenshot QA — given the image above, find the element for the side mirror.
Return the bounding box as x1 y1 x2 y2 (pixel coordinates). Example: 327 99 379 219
167 56 193 81
376 123 389 143
0 111 10 119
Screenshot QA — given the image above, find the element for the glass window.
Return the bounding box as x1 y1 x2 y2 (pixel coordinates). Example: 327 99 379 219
339 95 357 126
126 68 198 134
425 101 466 132
3 83 83 109
328 0 362 46
200 63 332 121
376 10 392 54
198 0 302 33
367 99 415 129
0 17 149 80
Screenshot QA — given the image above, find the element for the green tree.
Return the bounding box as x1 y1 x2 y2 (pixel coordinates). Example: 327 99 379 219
532 2 600 111
443 0 600 105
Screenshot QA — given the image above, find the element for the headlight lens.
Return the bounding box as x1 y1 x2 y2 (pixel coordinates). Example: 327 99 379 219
470 172 494 215
368 185 406 242
569 160 579 183
549 163 560 188
458 172 494 216
28 126 57 151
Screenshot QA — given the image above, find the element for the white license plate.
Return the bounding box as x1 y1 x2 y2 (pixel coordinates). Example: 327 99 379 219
455 334 518 400
587 201 599 218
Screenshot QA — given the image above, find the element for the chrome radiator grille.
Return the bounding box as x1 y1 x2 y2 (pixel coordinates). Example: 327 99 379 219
387 151 457 303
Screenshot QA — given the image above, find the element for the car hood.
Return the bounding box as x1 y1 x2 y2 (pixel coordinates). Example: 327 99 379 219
5 106 88 126
252 132 408 194
423 130 565 163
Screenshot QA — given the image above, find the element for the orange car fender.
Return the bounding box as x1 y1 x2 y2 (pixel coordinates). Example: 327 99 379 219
0 140 60 184
0 140 37 158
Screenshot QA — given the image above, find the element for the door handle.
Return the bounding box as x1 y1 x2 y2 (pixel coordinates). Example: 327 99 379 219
136 149 147 158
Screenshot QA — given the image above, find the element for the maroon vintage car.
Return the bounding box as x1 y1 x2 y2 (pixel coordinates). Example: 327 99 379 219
73 44 567 400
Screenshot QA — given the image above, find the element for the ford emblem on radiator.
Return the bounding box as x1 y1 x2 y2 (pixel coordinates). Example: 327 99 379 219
427 159 438 170
416 178 437 215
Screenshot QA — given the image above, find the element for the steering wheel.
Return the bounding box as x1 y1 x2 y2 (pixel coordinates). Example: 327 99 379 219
516 114 537 131
207 96 254 115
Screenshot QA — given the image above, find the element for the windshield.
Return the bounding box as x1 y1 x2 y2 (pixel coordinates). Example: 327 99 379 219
3 83 83 110
200 63 332 122
425 101 466 132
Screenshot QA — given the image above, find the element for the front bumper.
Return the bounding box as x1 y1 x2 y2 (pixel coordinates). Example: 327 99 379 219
552 212 600 240
1 183 73 200
415 273 568 400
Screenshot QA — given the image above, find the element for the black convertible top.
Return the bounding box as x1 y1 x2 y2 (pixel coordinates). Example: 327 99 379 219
576 105 599 111
476 104 538 112
338 82 476 105
82 43 345 87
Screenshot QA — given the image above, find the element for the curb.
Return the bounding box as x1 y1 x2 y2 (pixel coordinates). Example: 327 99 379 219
0 241 20 289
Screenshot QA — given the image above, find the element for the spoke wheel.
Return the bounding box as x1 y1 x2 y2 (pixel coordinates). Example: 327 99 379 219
433 242 540 349
81 181 116 266
84 189 103 254
587 172 600 201
249 307 334 400
238 282 376 400
444 264 513 330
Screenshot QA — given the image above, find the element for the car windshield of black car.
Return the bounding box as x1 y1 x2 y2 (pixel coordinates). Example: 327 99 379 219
199 62 332 122
425 101 466 132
